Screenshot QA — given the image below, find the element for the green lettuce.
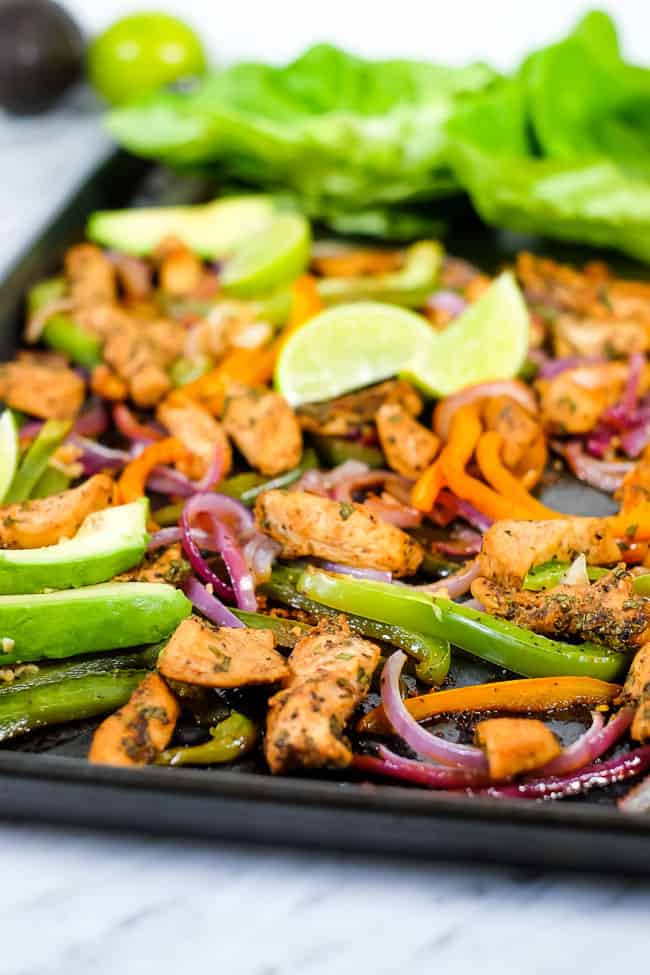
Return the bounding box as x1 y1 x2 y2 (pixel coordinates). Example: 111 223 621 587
107 44 496 224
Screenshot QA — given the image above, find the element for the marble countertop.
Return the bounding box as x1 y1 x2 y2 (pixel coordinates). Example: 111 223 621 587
1 105 649 975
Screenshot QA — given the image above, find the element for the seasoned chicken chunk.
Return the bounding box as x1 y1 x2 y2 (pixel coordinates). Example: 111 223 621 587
64 243 117 307
0 358 84 420
88 673 179 767
265 619 380 773
115 544 189 586
157 616 288 688
223 386 302 476
255 489 423 576
157 397 232 480
473 568 650 653
618 643 650 741
0 473 113 549
155 237 203 298
297 379 421 437
617 454 650 513
553 314 649 359
482 396 541 471
475 718 561 780
478 517 628 587
535 362 634 435
376 403 440 479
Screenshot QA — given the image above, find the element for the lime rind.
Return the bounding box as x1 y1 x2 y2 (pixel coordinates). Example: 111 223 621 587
221 213 311 298
0 410 20 505
400 271 529 397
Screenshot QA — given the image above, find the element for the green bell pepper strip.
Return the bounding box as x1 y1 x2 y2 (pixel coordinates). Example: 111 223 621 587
232 608 312 648
632 573 650 595
153 448 319 525
28 277 101 368
262 566 450 685
156 711 257 767
524 560 609 591
6 419 72 503
297 568 629 681
29 466 71 499
169 355 213 388
312 436 385 470
316 241 442 308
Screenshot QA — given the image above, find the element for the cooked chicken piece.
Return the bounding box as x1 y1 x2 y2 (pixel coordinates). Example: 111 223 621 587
90 364 128 401
157 397 232 481
64 243 117 307
79 304 185 408
535 362 634 435
0 473 113 549
155 237 203 298
88 673 179 767
475 718 561 780
115 544 189 586
0 358 84 420
478 517 628 587
265 619 380 773
473 568 650 653
553 314 649 359
376 402 440 479
617 454 650 513
297 379 422 438
157 616 288 688
185 301 259 361
311 247 403 278
482 396 541 470
255 489 423 577
618 643 650 741
111 254 152 302
223 386 302 476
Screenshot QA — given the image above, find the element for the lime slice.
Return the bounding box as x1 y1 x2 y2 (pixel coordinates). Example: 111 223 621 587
221 213 311 298
0 410 20 504
401 271 529 397
275 301 435 406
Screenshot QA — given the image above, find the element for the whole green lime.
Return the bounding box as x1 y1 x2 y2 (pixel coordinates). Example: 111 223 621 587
88 12 206 105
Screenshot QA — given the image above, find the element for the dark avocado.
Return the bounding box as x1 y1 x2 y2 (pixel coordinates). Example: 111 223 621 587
0 0 84 115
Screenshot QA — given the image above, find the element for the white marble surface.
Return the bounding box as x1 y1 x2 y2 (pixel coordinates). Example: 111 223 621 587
1 105 650 974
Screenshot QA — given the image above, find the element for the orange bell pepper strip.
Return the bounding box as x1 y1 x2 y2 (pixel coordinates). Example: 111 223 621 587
180 345 278 415
475 430 560 520
438 404 533 522
518 433 547 491
411 457 445 511
285 274 323 333
117 437 189 505
358 676 621 735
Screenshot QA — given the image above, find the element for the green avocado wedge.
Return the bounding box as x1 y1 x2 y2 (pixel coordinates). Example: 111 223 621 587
87 195 277 258
0 499 150 595
0 582 190 665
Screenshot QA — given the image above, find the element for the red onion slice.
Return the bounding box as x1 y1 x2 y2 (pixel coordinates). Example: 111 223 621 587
184 575 243 628
538 356 603 380
68 437 129 476
381 651 489 772
315 560 392 584
532 707 634 778
434 380 537 440
353 746 489 790
480 746 650 801
147 526 182 552
407 558 480 599
556 440 633 494
434 490 493 533
426 290 468 318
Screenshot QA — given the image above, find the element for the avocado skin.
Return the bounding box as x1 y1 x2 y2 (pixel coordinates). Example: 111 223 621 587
0 0 84 115
0 583 191 664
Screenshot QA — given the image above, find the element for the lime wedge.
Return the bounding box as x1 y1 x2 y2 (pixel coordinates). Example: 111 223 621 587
221 213 311 298
401 271 529 397
275 301 435 406
0 410 20 504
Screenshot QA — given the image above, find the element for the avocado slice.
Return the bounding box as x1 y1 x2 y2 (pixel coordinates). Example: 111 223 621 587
0 581 191 664
0 499 149 595
87 195 277 259
317 240 443 308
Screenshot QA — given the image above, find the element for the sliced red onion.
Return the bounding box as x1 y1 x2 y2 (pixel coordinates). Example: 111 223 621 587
147 466 197 497
621 420 650 459
113 403 164 443
68 436 129 475
381 651 489 772
331 470 421 526
182 493 256 611
538 356 603 380
73 402 109 439
147 526 182 551
295 461 371 498
353 746 489 790
556 440 633 494
426 290 467 318
480 746 650 801
184 575 243 628
363 496 422 528
434 380 537 440
242 533 282 584
435 489 493 533
408 558 480 599
315 560 392 584
434 530 483 558
586 427 615 459
532 707 633 778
